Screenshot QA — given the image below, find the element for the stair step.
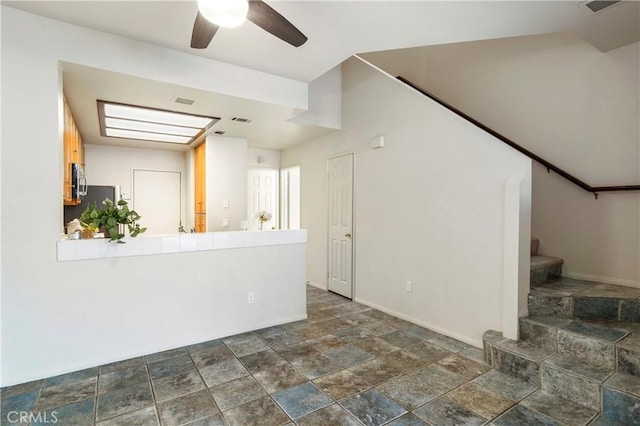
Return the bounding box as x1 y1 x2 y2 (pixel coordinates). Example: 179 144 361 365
528 278 640 322
599 382 640 425
557 325 616 370
560 320 630 342
530 255 563 286
543 353 613 382
484 278 639 422
482 329 506 364
472 369 538 401
520 390 597 426
541 355 608 411
497 337 556 362
519 317 561 352
621 299 640 322
483 330 553 386
617 329 639 377
533 278 594 295
528 294 573 319
487 316 639 412
520 317 637 371
604 372 640 399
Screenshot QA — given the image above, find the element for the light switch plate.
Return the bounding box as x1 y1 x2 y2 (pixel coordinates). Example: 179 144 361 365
223 199 229 208
222 218 229 227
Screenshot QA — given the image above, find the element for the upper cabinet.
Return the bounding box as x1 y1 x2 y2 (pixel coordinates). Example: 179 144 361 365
63 97 84 206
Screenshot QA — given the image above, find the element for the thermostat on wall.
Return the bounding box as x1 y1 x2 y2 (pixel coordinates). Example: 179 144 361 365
370 136 385 149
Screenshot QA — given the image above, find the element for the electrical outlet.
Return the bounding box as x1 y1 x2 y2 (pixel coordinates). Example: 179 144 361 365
406 280 413 292
248 292 255 304
223 199 229 208
222 218 229 227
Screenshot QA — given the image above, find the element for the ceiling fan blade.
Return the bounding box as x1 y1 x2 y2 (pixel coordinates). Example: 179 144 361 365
247 0 308 47
191 11 219 49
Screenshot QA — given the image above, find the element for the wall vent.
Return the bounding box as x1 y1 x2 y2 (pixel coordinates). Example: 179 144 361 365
231 117 252 123
172 96 195 105
580 0 621 14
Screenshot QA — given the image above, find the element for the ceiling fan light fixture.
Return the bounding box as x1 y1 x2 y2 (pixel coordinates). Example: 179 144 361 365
197 0 248 28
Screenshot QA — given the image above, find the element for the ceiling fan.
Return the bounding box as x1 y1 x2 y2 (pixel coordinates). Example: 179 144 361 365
191 0 308 49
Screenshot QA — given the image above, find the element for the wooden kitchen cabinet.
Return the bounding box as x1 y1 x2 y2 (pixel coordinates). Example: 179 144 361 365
194 142 207 232
63 96 84 206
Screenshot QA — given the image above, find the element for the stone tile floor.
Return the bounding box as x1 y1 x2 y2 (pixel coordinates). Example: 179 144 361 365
1 286 610 426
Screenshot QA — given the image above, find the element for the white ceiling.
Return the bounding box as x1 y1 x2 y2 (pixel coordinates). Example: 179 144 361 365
61 62 334 151
5 0 639 151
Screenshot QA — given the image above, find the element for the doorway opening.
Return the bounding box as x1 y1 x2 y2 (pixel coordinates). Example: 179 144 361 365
280 166 301 230
247 168 279 230
133 169 182 235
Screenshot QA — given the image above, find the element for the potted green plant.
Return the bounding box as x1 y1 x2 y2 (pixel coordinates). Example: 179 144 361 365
80 198 147 243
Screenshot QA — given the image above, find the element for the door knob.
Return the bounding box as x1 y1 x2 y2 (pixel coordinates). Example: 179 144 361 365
345 233 351 238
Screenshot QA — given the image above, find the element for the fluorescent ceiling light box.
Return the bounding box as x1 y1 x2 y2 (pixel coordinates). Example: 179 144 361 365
98 100 219 145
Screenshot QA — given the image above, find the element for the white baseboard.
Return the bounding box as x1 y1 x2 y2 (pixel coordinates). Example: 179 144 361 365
564 272 639 289
306 280 327 290
353 297 483 349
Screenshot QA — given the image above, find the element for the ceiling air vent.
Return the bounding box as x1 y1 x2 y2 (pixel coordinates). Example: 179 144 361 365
172 96 195 105
231 117 252 123
580 0 621 13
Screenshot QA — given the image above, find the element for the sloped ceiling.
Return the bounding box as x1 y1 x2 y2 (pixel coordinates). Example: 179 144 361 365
5 1 639 82
4 1 638 151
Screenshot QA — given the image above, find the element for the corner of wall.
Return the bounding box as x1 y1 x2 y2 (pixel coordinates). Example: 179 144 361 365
289 65 342 130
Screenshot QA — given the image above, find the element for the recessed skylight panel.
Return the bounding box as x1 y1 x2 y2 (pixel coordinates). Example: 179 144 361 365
105 128 193 144
98 100 219 145
104 117 200 137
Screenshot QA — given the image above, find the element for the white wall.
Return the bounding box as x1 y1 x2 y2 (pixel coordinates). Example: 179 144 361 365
7 242 306 386
182 146 277 232
248 147 281 169
0 7 308 386
607 41 640 89
362 33 640 286
532 169 640 287
84 144 187 229
282 57 531 347
206 135 248 232
290 65 342 130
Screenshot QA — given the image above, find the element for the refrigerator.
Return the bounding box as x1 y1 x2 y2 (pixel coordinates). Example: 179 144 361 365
63 185 120 227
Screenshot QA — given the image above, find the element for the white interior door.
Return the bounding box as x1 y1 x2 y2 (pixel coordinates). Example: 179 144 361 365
133 170 181 235
328 153 354 299
248 168 278 230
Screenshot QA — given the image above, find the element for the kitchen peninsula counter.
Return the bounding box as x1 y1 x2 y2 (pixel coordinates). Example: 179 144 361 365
57 229 306 262
43 229 308 386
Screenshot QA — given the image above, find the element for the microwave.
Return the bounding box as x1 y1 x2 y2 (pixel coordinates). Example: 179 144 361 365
71 163 87 199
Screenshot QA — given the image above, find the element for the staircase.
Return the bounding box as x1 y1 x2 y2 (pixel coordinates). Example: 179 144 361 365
530 238 563 285
483 242 640 425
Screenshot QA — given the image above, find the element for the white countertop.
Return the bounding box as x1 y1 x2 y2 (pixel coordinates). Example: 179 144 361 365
57 229 307 262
